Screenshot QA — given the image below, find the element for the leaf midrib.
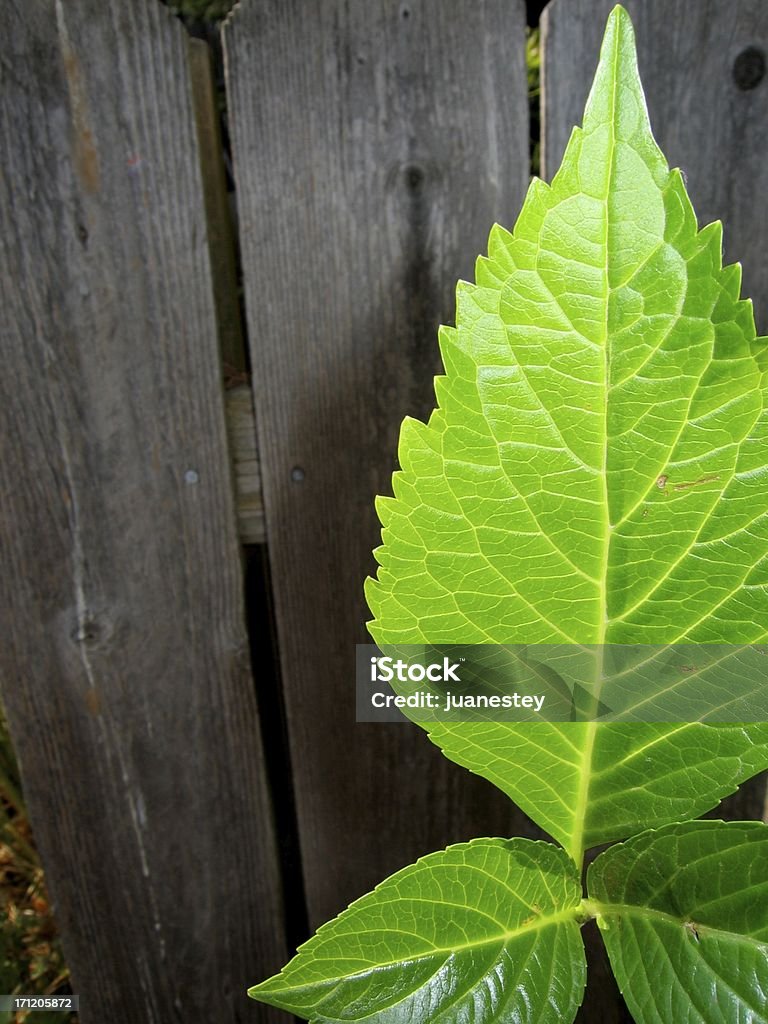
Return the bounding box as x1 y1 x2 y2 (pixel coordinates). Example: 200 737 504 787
256 904 582 995
569 9 623 871
588 899 768 953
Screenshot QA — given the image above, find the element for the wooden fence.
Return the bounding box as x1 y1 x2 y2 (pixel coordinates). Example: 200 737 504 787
1 1 766 1021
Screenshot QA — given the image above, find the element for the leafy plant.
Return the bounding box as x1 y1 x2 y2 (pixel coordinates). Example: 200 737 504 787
526 27 541 176
249 7 768 1021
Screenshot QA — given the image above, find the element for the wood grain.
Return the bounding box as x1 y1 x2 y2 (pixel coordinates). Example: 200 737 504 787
0 2 285 1020
225 0 532 929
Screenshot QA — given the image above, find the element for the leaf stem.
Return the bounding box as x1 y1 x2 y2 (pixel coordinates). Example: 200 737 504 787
579 898 600 922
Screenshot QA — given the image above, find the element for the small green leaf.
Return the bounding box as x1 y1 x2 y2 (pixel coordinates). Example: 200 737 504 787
250 838 586 1023
588 820 768 1023
365 4 768 862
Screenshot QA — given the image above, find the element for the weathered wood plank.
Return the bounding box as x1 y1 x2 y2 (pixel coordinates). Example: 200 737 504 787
225 0 531 929
542 4 768 1018
0 2 285 1020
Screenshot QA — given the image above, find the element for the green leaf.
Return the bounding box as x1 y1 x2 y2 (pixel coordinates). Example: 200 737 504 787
365 4 768 862
250 838 586 1023
588 820 768 1023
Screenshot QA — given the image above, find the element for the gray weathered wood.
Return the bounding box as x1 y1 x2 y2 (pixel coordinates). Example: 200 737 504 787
0 2 286 1020
542 4 768 1018
226 0 531 928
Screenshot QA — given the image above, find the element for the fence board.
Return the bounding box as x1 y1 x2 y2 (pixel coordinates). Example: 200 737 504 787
542 2 768 1018
226 0 531 928
0 2 286 1020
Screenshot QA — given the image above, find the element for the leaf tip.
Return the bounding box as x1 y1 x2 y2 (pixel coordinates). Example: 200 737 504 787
582 2 648 138
607 4 632 25
604 4 635 50
247 976 279 1002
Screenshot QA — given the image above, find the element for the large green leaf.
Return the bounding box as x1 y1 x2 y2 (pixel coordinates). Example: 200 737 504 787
250 838 586 1023
588 820 768 1023
365 4 768 863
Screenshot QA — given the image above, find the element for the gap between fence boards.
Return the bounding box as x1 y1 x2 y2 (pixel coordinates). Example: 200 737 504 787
188 36 265 545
